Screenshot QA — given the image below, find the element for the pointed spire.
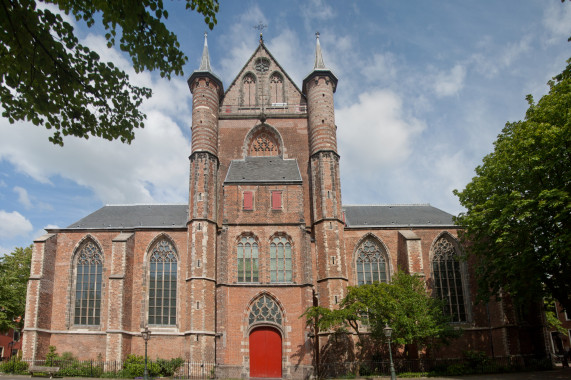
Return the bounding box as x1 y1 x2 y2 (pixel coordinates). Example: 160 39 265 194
199 32 212 72
314 32 326 69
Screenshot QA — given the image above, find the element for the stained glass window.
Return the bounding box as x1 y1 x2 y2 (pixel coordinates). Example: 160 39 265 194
355 239 388 285
74 241 103 326
248 295 282 326
237 236 258 282
270 236 292 283
432 237 467 322
148 240 177 326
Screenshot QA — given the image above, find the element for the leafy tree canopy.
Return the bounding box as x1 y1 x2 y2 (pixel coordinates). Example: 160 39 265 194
0 0 219 146
0 246 32 332
304 272 458 350
454 58 571 313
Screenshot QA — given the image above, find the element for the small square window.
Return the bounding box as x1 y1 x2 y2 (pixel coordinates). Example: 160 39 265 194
243 191 253 210
271 191 282 210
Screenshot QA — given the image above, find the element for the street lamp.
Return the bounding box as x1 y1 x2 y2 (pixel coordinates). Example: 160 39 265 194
141 326 151 380
383 324 396 380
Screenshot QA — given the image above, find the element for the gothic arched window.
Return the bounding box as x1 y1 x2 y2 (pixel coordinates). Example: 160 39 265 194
355 239 388 285
242 74 256 107
74 240 103 326
237 235 259 282
248 294 282 326
269 72 284 105
270 236 292 283
249 130 279 157
148 239 178 326
432 236 467 322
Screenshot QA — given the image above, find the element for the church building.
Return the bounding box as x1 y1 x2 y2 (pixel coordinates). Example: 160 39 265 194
22 34 546 379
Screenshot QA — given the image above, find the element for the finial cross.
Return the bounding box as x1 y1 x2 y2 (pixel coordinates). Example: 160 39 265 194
253 22 267 33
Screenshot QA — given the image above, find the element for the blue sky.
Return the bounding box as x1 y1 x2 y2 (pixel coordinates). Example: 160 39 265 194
1 0 570 255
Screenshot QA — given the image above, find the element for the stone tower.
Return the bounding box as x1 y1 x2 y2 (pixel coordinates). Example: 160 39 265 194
186 33 223 362
303 33 347 309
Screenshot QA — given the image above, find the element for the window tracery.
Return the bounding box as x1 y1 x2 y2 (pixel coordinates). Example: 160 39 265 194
249 132 279 156
148 239 177 326
270 236 292 282
432 236 467 322
355 239 388 285
248 294 282 326
269 73 284 104
242 74 256 107
238 235 259 282
74 240 103 326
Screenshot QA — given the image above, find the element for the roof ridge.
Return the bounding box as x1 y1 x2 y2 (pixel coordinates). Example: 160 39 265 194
103 203 187 207
343 203 431 207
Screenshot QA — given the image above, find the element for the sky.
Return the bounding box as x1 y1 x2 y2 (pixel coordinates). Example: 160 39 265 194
1 0 570 255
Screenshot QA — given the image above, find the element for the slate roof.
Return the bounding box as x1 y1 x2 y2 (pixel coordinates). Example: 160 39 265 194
63 204 188 230
343 204 456 228
59 203 454 231
224 156 302 184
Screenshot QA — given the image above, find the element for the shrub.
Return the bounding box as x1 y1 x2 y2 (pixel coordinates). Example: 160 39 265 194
0 357 29 374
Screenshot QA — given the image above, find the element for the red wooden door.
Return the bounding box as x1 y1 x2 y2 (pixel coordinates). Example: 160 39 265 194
249 326 282 378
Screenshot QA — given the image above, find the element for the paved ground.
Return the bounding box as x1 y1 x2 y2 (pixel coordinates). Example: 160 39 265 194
1 369 570 380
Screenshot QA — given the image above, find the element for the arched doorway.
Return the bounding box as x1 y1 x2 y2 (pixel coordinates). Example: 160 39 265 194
249 326 282 378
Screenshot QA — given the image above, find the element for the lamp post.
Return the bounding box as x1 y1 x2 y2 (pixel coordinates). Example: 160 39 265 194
141 326 151 380
383 324 396 380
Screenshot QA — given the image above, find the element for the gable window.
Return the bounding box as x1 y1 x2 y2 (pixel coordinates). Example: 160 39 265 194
271 191 282 210
269 72 284 105
148 239 177 326
74 240 103 326
355 239 388 285
237 235 258 282
432 236 467 323
242 74 256 107
270 236 292 282
243 191 253 210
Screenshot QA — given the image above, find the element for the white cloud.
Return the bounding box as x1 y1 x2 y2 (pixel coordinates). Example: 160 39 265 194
337 90 425 178
13 186 32 209
0 34 192 207
362 53 399 85
218 6 266 82
543 2 571 43
300 0 335 31
433 64 466 97
0 210 33 238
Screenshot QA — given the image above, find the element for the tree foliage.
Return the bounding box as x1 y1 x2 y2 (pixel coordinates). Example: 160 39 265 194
454 58 571 313
304 272 458 352
0 0 219 146
0 246 32 332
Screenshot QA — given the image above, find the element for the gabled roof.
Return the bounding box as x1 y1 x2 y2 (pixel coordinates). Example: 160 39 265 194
343 204 456 228
223 39 305 99
62 205 188 230
224 156 302 184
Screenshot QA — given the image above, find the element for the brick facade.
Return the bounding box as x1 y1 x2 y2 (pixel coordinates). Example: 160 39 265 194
22 36 548 378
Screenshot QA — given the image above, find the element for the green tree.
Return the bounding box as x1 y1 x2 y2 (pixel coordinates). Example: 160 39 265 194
454 58 571 313
304 272 458 363
0 0 219 146
0 246 32 331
